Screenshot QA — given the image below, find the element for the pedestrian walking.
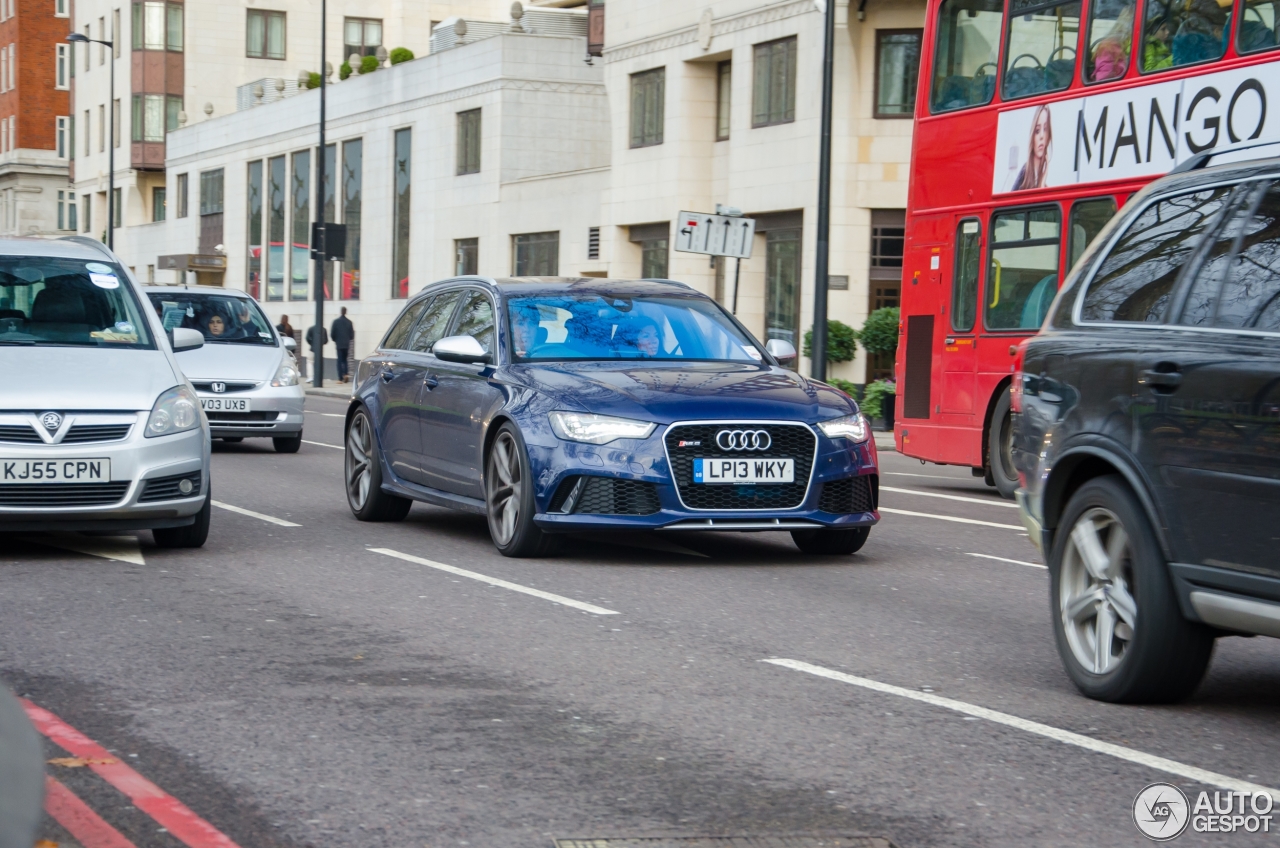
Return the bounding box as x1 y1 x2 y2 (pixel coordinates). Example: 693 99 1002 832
331 307 355 383
277 314 295 338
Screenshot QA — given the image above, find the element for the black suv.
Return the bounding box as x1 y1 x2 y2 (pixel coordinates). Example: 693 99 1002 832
1014 157 1280 704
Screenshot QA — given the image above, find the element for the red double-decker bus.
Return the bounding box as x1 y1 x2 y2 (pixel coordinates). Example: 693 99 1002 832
896 0 1280 496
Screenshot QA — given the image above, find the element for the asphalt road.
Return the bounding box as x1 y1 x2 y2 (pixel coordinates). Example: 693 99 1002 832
4 394 1278 848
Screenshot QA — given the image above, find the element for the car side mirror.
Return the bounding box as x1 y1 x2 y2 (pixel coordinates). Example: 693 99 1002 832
433 334 492 364
766 339 797 361
282 336 297 352
170 327 204 352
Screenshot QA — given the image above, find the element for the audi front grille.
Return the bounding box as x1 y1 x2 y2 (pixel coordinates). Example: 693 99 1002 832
663 422 817 511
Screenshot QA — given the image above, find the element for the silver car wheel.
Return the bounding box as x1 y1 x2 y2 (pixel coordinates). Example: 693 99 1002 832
1060 506 1138 675
487 431 522 547
346 412 373 511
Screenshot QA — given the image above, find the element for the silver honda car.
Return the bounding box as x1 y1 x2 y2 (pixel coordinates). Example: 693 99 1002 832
142 286 304 452
0 237 211 547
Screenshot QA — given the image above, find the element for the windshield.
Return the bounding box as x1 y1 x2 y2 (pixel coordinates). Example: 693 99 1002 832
146 292 278 345
508 294 764 363
0 258 154 349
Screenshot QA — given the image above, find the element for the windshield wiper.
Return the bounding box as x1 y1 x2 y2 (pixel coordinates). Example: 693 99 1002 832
0 339 36 345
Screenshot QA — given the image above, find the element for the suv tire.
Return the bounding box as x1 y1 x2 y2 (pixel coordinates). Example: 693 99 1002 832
153 488 211 549
273 433 303 453
485 423 560 558
345 409 412 522
1049 476 1214 703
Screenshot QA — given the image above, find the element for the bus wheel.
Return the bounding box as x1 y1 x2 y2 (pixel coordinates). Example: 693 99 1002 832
987 388 1017 500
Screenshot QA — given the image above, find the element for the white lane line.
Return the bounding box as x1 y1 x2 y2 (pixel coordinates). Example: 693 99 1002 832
369 547 619 615
305 412 346 418
967 552 1046 569
879 507 1024 530
19 534 145 565
883 471 972 481
211 500 301 527
302 439 343 450
881 485 1019 509
764 658 1280 797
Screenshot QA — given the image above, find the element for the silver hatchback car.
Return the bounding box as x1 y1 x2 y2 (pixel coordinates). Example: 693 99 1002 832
0 237 211 547
142 286 305 452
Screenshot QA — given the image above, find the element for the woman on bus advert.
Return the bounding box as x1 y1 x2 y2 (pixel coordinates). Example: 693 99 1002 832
1010 105 1053 191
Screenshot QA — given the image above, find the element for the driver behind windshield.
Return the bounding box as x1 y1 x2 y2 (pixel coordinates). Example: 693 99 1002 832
617 314 662 358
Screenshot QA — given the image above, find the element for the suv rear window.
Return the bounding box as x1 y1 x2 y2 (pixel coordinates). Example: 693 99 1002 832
0 258 154 349
1080 186 1232 323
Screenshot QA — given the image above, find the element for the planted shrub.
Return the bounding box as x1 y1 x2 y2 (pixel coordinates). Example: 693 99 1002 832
339 62 352 80
802 319 858 363
860 379 896 420
360 55 380 74
389 47 414 65
305 72 321 90
859 307 900 356
826 378 860 398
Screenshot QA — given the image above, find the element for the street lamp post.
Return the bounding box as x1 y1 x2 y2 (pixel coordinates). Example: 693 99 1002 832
312 0 327 389
810 0 836 381
67 33 114 250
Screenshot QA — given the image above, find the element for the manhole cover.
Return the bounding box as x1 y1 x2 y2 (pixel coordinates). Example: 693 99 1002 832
555 838 894 848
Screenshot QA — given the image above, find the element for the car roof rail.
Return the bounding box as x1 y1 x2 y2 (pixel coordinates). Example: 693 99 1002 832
1168 141 1280 175
57 235 117 259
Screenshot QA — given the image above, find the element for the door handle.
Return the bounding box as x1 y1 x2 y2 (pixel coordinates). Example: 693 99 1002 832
423 374 439 390
381 369 394 383
1139 368 1182 392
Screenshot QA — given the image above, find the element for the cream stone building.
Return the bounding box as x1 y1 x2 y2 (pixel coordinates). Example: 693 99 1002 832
96 0 925 383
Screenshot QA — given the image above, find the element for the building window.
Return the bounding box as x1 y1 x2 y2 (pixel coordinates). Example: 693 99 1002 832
392 128 411 298
455 238 478 276
246 10 285 60
113 9 121 58
875 30 921 118
166 96 181 132
98 104 104 151
587 226 600 260
266 155 285 301
57 190 77 230
513 232 558 276
344 17 382 58
132 2 181 51
56 44 69 89
341 139 362 299
82 25 89 71
55 0 68 17
753 37 797 127
200 169 223 214
152 186 166 221
630 223 669 278
56 116 70 158
112 99 120 148
82 109 89 156
131 94 164 142
629 67 664 148
870 209 905 314
246 161 262 299
765 228 801 347
716 61 732 140
321 143 335 299
290 149 310 300
456 108 480 175
175 172 188 217
82 193 90 232
112 188 122 228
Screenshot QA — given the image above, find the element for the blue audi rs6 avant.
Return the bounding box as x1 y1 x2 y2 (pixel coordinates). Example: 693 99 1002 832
343 277 880 557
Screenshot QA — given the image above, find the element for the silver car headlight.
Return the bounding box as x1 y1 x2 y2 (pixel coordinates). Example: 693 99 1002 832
271 358 300 387
817 413 870 444
146 385 201 438
548 411 656 445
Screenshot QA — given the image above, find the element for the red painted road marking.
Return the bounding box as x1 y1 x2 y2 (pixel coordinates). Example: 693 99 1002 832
44 776 139 848
21 700 242 848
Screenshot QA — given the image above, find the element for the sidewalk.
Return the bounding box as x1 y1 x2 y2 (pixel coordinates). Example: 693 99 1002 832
303 379 353 400
874 431 895 452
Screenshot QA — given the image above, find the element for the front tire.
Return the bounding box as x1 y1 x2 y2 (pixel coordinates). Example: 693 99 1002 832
987 388 1017 499
153 489 211 549
273 433 302 453
485 423 558 558
345 409 411 522
791 526 870 555
1049 476 1214 703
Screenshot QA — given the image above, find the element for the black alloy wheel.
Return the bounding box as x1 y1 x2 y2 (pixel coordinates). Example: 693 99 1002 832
345 408 411 521
485 423 559 558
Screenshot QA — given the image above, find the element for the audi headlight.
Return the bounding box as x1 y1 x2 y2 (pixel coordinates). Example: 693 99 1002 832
271 358 299 387
146 385 201 438
548 411 656 445
817 413 870 443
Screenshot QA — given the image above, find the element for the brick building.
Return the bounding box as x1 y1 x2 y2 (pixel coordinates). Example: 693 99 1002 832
0 0 73 236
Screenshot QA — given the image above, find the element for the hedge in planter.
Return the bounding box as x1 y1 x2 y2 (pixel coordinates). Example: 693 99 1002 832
802 320 858 363
859 307 899 357
860 379 896 421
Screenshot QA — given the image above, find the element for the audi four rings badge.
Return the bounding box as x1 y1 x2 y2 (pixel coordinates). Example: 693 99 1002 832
716 429 771 451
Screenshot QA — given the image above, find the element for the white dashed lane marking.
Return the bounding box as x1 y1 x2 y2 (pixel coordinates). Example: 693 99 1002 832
369 547 619 615
764 659 1280 797
211 501 301 527
881 485 1019 509
967 552 1045 569
301 439 343 450
879 507 1024 530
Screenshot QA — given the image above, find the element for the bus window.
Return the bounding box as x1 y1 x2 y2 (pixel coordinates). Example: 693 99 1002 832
1239 0 1280 52
1002 0 1081 101
1140 0 1227 71
930 0 1004 112
1085 0 1136 82
1067 197 1118 268
953 219 982 331
986 206 1061 330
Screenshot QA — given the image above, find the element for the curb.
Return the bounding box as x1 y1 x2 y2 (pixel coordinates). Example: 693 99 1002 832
304 386 353 400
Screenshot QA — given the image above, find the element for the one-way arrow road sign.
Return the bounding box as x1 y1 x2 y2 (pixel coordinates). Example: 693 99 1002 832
674 210 756 259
